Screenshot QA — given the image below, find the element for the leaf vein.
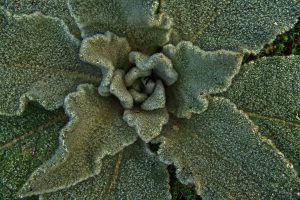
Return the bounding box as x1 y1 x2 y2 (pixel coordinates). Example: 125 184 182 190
105 151 123 199
8 63 100 83
0 113 66 151
246 112 300 128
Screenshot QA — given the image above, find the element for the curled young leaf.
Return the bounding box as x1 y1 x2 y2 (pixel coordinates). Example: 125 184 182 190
0 13 100 116
129 52 178 86
80 32 131 96
163 41 242 118
159 97 300 199
40 140 171 200
19 84 137 197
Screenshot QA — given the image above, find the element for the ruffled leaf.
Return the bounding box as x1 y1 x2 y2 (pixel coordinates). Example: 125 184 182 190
224 56 300 174
0 0 81 38
40 140 171 200
163 41 242 118
159 97 300 199
68 0 172 52
161 0 300 52
123 108 169 143
0 12 100 116
0 104 67 200
80 32 131 96
19 84 137 197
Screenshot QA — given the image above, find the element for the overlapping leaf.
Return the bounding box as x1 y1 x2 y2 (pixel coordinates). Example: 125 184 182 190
40 140 171 200
0 0 299 199
0 13 100 116
123 108 169 143
162 0 300 52
80 32 131 96
0 0 80 38
19 84 137 197
224 56 300 174
0 104 67 200
68 0 172 52
158 97 300 199
163 41 242 118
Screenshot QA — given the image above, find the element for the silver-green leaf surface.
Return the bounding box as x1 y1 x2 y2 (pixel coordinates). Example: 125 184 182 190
68 0 172 52
162 0 300 52
0 0 81 38
224 55 300 174
80 32 131 96
123 108 169 143
0 13 99 116
0 104 67 199
19 84 137 197
163 41 242 118
159 97 300 199
40 140 171 200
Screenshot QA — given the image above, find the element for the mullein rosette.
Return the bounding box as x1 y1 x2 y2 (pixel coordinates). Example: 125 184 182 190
1 0 300 199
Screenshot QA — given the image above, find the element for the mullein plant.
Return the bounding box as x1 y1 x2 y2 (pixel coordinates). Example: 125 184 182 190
1 0 300 199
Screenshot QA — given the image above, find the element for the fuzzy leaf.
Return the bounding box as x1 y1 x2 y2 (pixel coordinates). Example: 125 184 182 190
163 41 242 118
0 104 68 200
0 7 8 30
68 0 172 52
161 0 300 52
19 84 137 197
40 140 171 200
123 108 169 143
159 97 300 199
0 0 81 38
80 32 131 96
0 13 100 116
224 56 300 174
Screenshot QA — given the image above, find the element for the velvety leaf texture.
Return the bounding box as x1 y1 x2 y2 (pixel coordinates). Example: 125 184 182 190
162 0 300 52
80 32 131 96
0 0 81 38
1 0 300 199
224 56 300 174
123 108 169 143
68 0 172 52
0 104 67 199
159 98 300 199
163 41 242 118
19 84 137 197
40 140 171 200
0 12 100 116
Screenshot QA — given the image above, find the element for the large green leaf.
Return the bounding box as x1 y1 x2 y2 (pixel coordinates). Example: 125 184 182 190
161 0 300 52
0 0 80 38
162 41 242 118
224 56 300 174
68 0 172 52
19 84 137 197
158 97 300 199
40 140 171 200
0 13 100 116
0 104 68 200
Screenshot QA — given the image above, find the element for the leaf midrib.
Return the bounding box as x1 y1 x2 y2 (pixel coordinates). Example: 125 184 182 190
245 112 300 128
5 63 100 83
0 113 67 151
